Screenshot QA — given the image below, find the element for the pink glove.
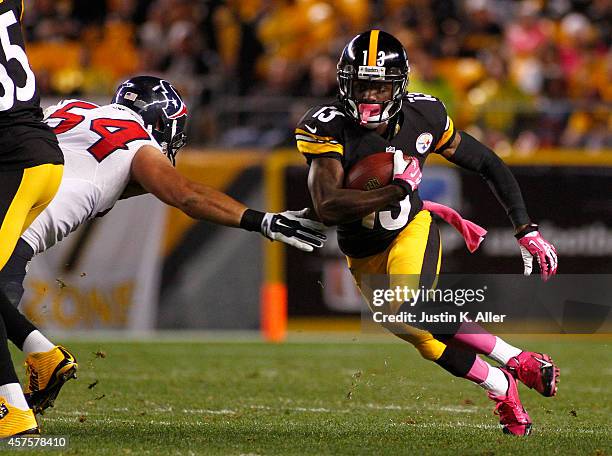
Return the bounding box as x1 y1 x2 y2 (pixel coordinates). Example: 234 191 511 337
391 151 422 195
516 225 558 281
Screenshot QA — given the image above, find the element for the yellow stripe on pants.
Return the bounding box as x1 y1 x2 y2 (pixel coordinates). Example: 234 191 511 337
0 164 63 270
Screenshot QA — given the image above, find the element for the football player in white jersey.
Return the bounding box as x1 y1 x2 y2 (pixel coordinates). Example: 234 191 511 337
0 76 326 431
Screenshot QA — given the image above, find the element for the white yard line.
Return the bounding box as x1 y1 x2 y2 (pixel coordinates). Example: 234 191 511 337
438 406 477 413
45 404 609 435
182 409 237 415
42 414 609 436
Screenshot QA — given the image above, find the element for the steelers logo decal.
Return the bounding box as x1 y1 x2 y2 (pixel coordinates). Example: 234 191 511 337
416 132 434 154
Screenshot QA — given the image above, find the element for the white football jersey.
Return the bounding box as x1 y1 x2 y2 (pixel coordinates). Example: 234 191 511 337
21 99 164 254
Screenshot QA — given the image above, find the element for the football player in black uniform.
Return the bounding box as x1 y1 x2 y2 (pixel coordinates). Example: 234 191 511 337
297 30 559 436
0 0 71 437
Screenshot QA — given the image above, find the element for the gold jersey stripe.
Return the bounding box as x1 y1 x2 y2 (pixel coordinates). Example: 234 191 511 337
296 135 340 145
435 116 455 151
297 140 344 156
20 0 24 21
294 128 337 142
368 30 379 66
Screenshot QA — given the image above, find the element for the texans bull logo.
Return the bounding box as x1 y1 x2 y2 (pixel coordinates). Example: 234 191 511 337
159 80 187 120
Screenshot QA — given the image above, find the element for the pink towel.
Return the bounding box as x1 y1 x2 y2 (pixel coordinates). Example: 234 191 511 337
423 201 487 253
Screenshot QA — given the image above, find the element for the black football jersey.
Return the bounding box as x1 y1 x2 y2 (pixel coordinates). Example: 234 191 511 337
296 93 455 258
0 0 61 168
0 0 43 125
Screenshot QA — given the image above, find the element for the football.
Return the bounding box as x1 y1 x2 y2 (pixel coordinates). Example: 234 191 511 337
344 152 393 191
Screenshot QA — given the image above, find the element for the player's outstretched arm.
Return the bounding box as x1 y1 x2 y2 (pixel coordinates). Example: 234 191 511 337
307 154 419 226
130 146 326 252
439 132 557 280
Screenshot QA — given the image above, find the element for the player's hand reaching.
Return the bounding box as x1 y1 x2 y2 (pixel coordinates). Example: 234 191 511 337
391 151 422 196
515 224 558 281
261 209 327 252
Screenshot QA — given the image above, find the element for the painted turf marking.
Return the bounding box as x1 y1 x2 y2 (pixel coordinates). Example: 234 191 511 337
182 409 237 415
41 415 607 435
54 403 474 417
438 406 477 414
249 404 346 413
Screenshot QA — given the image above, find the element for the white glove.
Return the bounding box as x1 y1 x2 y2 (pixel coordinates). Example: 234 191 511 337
261 208 327 252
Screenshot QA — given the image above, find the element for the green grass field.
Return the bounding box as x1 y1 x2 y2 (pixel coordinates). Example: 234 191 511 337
6 335 611 455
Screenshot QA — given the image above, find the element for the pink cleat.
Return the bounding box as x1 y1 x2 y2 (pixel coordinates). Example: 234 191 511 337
506 351 559 397
489 368 532 436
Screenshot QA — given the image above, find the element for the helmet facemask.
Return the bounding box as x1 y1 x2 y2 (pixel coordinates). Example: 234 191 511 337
151 116 187 166
338 64 408 129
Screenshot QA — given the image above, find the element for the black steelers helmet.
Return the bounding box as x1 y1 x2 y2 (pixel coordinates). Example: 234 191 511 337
337 30 410 128
112 76 187 165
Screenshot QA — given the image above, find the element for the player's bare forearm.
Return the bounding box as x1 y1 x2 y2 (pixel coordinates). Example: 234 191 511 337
308 157 404 226
131 145 247 227
176 180 247 227
312 186 404 225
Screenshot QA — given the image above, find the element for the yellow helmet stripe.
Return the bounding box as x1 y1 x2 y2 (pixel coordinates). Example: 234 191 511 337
367 30 380 66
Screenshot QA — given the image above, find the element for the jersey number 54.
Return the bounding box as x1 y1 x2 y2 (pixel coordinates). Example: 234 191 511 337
47 101 150 162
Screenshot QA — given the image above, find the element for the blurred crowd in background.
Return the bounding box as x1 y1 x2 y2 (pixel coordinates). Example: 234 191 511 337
23 0 610 153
